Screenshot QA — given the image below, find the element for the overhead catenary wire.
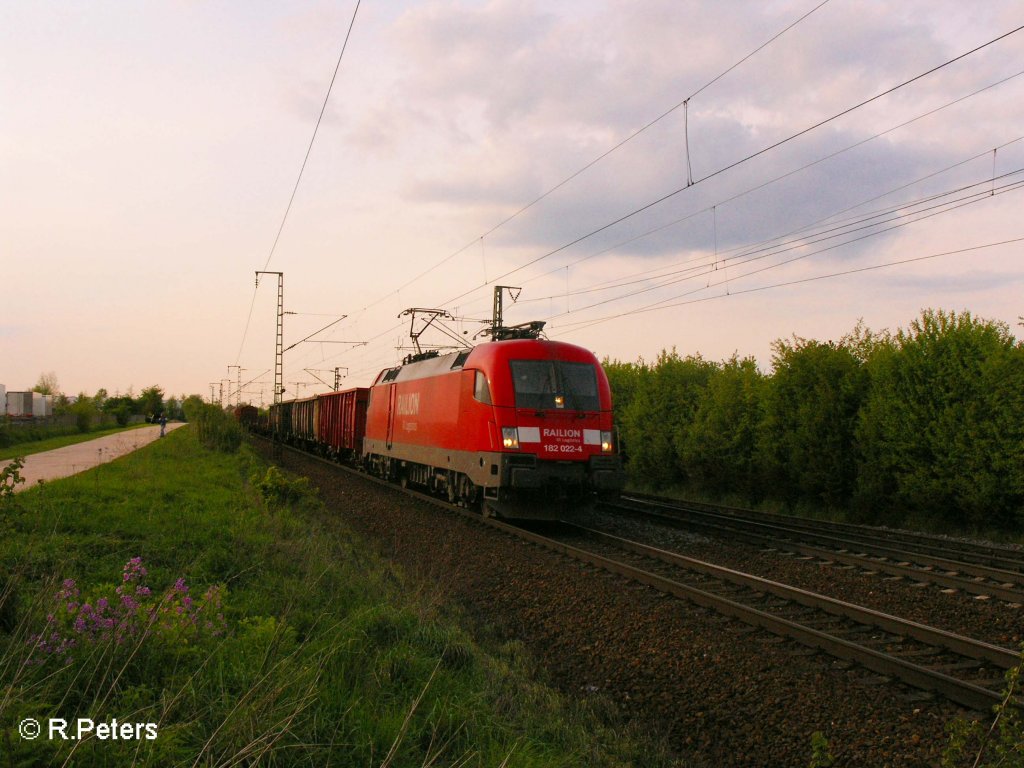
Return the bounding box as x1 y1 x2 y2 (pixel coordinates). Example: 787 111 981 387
548 180 1024 334
436 23 1024 311
547 174 1024 321
279 8 964 382
518 169 1024 305
553 237 1024 338
285 168 1024 391
256 19 1024 393
509 73 1024 296
286 139 1024 389
342 0 834 318
260 0 362 273
234 0 362 366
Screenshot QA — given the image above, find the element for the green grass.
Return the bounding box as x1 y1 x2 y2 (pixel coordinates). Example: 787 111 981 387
0 427 669 767
0 422 152 460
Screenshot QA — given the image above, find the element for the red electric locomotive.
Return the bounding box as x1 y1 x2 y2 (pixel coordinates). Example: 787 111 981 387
362 335 625 517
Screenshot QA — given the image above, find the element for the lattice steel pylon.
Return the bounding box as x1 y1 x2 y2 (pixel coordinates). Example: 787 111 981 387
256 271 285 405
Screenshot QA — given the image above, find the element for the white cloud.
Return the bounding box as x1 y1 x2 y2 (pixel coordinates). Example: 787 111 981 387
2 0 1021 395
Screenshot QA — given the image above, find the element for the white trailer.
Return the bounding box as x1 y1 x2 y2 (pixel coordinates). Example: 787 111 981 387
5 392 33 417
33 393 53 417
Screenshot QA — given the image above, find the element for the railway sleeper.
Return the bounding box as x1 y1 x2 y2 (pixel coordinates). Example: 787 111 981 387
927 660 984 673
823 626 883 639
889 647 944 660
798 617 847 630
855 637 908 649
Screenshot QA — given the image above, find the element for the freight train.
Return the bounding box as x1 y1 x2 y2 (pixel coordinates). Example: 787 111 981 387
254 335 625 519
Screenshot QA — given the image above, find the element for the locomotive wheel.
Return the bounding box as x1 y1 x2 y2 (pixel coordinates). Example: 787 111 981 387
459 476 480 510
446 473 458 504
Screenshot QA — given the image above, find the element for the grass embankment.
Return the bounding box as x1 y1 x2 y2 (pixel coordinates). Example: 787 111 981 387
0 428 665 767
0 422 152 461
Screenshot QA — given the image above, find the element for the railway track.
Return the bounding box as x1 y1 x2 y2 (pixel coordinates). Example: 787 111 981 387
606 495 1024 604
529 521 1019 711
256 436 1021 712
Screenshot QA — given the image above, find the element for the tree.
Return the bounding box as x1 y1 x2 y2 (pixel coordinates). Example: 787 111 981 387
622 350 717 489
855 309 1024 529
681 355 765 499
602 357 646 453
137 386 164 418
181 395 206 423
33 372 59 395
163 395 182 421
760 336 868 509
103 395 136 426
69 392 98 432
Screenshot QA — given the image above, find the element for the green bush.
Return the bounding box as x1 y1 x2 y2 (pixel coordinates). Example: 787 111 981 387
942 647 1023 767
680 355 765 499
760 337 867 510
184 400 242 453
0 457 25 499
606 309 1024 533
254 466 314 507
855 310 1024 529
620 350 716 489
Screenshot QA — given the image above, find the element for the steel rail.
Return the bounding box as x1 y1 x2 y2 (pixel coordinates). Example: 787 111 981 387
624 493 1024 574
253 437 1015 711
488 517 1007 711
611 497 1024 594
561 522 1019 669
604 499 1024 604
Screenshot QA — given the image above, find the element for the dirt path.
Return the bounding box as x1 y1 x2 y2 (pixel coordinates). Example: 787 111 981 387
11 423 187 490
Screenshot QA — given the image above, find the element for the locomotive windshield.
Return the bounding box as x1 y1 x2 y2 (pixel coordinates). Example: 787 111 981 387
509 360 600 411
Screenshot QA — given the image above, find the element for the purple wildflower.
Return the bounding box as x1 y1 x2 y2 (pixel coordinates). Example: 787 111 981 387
29 557 228 665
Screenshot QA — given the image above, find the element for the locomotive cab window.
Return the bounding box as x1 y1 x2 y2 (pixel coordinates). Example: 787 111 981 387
510 360 600 411
473 370 492 404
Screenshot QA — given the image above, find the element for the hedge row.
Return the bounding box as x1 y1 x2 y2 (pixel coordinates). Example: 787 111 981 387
605 309 1024 532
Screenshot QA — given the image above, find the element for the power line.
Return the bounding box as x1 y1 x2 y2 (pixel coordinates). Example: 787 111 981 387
549 184 1024 334
255 20 1024 389
286 141 1024 386
552 175 1024 321
521 170 1024 306
298 169 1021 383
554 237 1024 337
235 0 362 366
345 0 833 316
261 0 362 273
511 73 1024 296
436 23 1024 308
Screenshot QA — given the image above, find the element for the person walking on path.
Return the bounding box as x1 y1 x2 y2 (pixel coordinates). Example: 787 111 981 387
159 413 167 437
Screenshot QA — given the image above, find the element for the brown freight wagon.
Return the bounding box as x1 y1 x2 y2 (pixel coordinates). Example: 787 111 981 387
290 396 318 449
316 388 369 462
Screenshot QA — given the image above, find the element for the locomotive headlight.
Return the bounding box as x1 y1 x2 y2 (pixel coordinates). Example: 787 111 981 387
502 427 519 450
554 394 565 408
600 431 613 453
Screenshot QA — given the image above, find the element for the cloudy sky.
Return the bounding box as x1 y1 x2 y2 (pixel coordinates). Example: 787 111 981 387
3 0 1022 402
